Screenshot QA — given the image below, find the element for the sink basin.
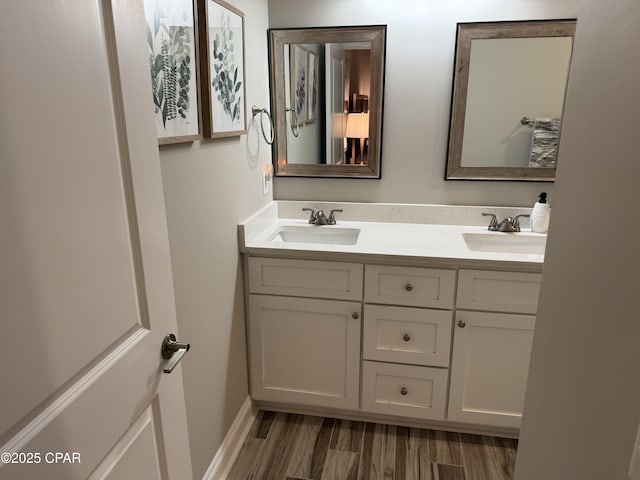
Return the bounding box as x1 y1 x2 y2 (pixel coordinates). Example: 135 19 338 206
270 226 360 245
462 232 546 255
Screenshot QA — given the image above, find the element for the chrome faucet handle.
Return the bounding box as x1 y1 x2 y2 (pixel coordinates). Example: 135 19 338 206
514 214 530 232
315 210 329 225
328 209 343 225
482 213 499 231
301 208 316 224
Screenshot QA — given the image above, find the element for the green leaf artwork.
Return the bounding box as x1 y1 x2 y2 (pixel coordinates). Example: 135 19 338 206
211 13 242 123
146 2 193 128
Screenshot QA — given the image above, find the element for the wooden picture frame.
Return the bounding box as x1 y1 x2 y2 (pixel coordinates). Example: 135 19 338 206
144 0 202 145
445 20 576 181
306 50 318 123
269 25 387 178
198 0 247 138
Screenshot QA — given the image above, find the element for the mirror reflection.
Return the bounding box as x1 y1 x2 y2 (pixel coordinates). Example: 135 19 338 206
284 42 372 166
446 20 576 181
269 26 386 178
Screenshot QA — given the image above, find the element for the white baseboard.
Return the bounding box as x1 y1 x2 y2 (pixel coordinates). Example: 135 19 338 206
202 397 256 480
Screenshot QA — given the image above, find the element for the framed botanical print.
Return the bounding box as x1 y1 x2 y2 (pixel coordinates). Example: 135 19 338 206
199 0 247 138
290 44 308 125
144 0 201 144
307 50 318 123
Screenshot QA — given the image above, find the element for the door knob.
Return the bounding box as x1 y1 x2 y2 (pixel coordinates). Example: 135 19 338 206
404 283 414 292
161 333 190 374
458 320 466 328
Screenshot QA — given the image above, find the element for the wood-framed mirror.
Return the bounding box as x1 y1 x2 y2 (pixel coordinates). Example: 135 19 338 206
445 19 576 181
268 25 386 178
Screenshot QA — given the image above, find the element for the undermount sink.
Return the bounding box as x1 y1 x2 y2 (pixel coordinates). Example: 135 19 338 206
270 226 360 245
462 232 546 255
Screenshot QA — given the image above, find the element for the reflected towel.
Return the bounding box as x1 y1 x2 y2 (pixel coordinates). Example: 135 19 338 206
528 117 561 168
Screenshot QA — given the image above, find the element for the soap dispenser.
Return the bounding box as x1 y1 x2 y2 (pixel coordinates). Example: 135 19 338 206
531 192 550 233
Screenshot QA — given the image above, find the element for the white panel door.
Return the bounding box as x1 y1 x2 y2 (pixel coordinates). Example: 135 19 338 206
0 1 192 479
448 311 535 429
325 43 346 165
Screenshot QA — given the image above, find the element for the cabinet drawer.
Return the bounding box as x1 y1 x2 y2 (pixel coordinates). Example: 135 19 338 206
363 305 452 367
364 265 455 309
361 361 447 420
457 269 541 314
248 257 363 301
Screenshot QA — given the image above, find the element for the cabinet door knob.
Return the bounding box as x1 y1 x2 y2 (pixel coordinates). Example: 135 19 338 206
352 312 360 319
402 333 411 342
400 387 408 396
458 320 466 328
404 283 414 292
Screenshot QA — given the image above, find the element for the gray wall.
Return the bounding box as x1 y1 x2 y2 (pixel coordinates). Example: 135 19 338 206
515 0 640 478
269 0 578 207
158 1 272 477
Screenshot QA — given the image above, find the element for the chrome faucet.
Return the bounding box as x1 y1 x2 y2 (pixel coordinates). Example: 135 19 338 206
301 208 343 225
482 213 530 232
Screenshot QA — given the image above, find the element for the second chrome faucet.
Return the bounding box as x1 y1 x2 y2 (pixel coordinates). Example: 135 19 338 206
302 208 343 225
482 213 530 232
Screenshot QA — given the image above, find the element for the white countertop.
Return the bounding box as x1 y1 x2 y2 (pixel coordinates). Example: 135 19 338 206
239 202 546 272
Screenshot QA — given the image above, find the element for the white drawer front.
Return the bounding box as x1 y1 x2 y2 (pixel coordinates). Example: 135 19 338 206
364 265 455 308
248 257 363 300
363 305 452 367
361 361 448 420
457 269 542 314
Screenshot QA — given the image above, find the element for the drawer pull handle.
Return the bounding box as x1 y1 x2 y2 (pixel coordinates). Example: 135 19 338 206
352 312 360 319
458 320 466 328
404 283 414 292
402 333 411 342
400 387 408 396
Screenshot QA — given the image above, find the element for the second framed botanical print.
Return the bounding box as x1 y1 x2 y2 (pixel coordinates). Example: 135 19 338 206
199 0 247 138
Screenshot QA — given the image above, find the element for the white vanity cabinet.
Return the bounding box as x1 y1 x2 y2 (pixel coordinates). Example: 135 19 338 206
448 270 541 429
247 258 363 410
361 265 455 420
246 256 541 433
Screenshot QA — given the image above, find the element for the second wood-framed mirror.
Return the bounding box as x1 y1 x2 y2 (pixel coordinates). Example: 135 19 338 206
445 19 576 181
268 25 387 178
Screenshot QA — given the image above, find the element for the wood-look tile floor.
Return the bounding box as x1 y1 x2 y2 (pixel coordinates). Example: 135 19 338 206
228 411 518 480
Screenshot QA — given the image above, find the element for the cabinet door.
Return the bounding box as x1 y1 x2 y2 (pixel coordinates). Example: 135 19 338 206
249 295 361 409
448 311 535 428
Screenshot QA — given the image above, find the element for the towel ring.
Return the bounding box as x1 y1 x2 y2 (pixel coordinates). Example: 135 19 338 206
252 106 274 145
286 107 299 137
